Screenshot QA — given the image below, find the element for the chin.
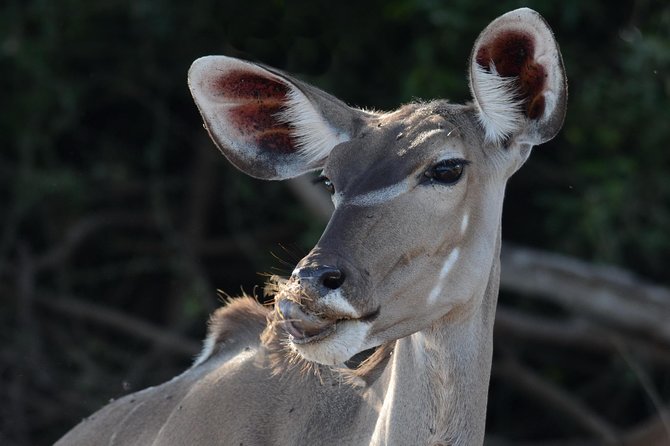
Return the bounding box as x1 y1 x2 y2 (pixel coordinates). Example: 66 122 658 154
291 320 372 366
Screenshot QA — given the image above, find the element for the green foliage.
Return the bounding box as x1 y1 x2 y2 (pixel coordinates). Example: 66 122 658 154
532 1 670 280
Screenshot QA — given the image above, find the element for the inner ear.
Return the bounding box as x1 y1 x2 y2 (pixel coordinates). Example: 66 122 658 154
469 8 567 146
475 31 547 120
209 70 296 154
189 56 359 180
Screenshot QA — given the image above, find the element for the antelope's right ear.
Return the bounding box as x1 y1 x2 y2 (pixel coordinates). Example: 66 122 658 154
188 56 362 180
468 8 567 147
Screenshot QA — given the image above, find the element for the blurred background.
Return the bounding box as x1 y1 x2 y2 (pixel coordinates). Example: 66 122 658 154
2 0 669 444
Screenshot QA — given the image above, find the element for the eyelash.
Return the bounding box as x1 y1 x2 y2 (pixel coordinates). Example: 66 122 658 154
313 158 468 195
422 158 470 185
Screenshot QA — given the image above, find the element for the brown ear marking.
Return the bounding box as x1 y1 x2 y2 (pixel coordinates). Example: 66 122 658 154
212 70 289 101
211 70 297 154
476 30 547 120
228 103 295 154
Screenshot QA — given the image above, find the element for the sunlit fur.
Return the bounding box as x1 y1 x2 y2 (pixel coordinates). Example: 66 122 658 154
470 64 524 145
278 88 350 166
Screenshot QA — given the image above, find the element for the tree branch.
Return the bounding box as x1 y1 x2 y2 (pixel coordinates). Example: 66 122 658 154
494 356 620 444
37 294 200 357
494 307 670 366
500 244 670 345
33 212 150 272
623 409 670 446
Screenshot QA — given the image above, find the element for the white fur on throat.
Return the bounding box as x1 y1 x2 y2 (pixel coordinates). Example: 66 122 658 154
279 88 350 165
471 64 524 145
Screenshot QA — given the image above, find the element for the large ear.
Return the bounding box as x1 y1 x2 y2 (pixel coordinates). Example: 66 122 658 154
188 56 362 179
468 8 567 146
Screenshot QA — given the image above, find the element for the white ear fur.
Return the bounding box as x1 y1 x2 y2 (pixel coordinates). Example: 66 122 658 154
469 8 567 146
471 64 525 144
278 88 349 166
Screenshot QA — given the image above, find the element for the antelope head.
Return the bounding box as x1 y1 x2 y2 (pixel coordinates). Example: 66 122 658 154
188 8 566 367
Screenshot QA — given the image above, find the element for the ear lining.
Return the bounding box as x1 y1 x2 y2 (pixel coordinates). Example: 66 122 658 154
212 70 297 154
469 8 567 146
475 30 547 120
229 102 294 154
210 70 289 100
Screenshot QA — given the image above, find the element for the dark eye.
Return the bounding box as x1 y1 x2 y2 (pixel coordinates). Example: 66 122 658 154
313 175 335 194
426 159 469 185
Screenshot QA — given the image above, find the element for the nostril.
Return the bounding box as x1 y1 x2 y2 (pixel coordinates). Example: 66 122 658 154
296 265 346 292
321 269 345 290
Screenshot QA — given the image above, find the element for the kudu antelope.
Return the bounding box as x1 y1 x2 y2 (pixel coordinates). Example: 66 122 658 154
58 8 566 446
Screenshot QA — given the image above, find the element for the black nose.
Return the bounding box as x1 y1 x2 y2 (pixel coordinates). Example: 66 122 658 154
294 265 345 293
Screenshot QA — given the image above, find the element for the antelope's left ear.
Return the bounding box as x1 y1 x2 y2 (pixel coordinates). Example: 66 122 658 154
188 56 364 180
468 8 567 147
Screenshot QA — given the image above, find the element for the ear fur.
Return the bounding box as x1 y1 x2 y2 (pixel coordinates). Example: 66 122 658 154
188 56 360 179
469 8 567 146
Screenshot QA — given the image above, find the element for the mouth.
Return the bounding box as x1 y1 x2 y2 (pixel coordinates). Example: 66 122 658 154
282 319 338 344
277 299 343 345
277 299 379 346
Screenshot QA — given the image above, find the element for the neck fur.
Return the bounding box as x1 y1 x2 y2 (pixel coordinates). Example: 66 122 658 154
369 234 501 446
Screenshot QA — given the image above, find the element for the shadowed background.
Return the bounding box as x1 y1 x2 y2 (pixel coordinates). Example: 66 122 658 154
1 0 669 444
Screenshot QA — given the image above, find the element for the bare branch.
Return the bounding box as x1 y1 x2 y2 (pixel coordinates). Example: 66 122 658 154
494 357 620 444
33 212 150 272
37 294 200 357
615 348 670 444
494 307 670 366
623 409 670 446
485 435 595 446
500 244 670 345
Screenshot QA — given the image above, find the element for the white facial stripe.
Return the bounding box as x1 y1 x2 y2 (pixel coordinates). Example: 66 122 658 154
347 179 411 207
460 213 469 235
320 289 360 318
427 248 460 303
409 128 444 150
439 248 461 280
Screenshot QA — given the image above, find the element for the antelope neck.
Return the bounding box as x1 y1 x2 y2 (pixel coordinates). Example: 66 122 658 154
363 230 501 446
